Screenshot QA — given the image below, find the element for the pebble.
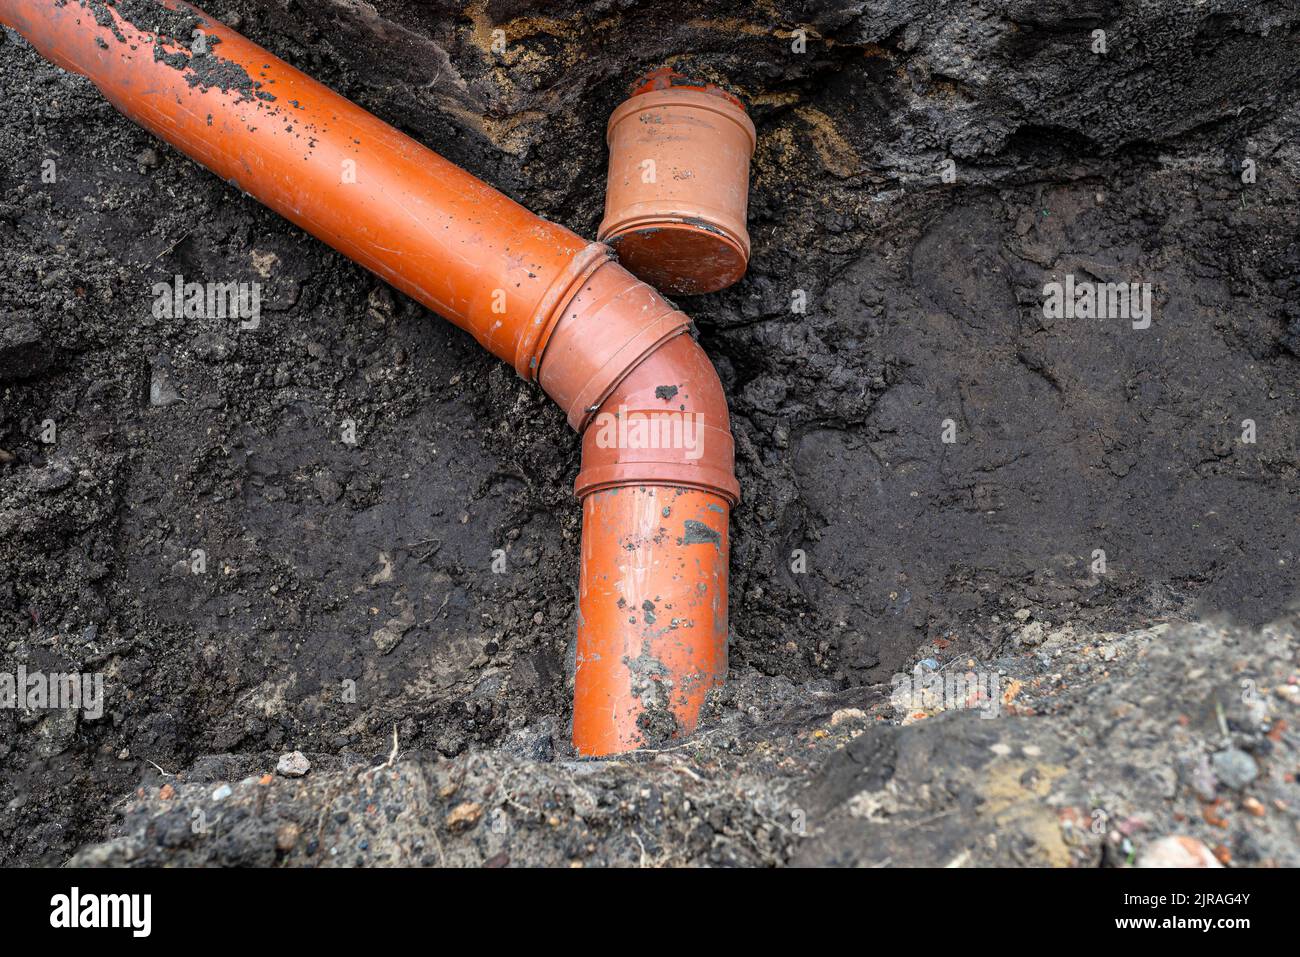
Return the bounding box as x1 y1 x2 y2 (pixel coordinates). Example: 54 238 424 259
276 822 302 852
211 784 233 802
149 365 183 407
446 801 483 832
32 464 73 493
1211 748 1258 790
830 708 867 727
1275 684 1300 705
1186 755 1218 801
276 751 311 778
313 471 342 503
1136 835 1222 868
1017 622 1046 646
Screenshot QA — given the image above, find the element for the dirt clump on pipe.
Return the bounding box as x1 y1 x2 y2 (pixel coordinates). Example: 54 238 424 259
2 0 1299 866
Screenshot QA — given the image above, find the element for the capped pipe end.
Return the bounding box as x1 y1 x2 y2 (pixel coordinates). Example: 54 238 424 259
599 71 756 297
625 65 747 110
602 217 749 298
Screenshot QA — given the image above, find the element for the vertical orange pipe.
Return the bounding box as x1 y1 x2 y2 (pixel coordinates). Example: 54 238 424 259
574 487 730 754
1 0 741 755
569 327 738 754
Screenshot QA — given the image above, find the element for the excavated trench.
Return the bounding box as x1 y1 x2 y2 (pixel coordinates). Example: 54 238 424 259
1 0 1299 867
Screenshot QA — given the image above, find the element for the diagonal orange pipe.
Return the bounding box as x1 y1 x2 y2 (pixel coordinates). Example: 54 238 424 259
1 0 739 755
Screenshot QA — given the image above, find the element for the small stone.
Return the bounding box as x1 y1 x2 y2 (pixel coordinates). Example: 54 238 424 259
372 603 415 655
211 784 233 802
532 611 545 625
830 708 867 727
0 320 51 382
372 622 406 655
446 801 483 832
313 470 342 504
276 751 311 778
149 364 183 407
31 464 73 493
159 784 176 800
1274 684 1300 705
117 748 130 760
1202 800 1230 828
1242 796 1266 817
1211 749 1258 790
275 822 302 851
1013 608 1032 621
367 285 394 316
1184 754 1218 801
1136 836 1222 868
1017 621 1045 646
136 148 159 168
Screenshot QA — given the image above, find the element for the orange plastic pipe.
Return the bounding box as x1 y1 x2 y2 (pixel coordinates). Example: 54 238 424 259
600 67 756 296
2 0 740 755
570 333 735 754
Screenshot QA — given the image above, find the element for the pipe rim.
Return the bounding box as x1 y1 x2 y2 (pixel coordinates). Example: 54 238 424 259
626 66 749 112
564 319 692 432
514 241 612 380
606 87 757 153
598 217 749 296
574 469 741 505
599 212 751 261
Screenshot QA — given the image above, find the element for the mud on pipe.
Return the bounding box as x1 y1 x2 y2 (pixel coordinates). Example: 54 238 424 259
0 0 740 755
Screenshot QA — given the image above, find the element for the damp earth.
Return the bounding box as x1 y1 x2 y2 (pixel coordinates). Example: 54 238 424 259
1 0 1298 866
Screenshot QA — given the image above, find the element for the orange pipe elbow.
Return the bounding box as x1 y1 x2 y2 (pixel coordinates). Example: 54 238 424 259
567 332 738 755
2 0 740 756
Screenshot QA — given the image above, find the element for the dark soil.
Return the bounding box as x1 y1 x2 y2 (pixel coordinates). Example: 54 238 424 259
1 0 1298 867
